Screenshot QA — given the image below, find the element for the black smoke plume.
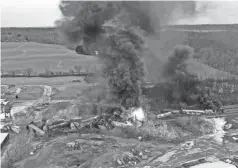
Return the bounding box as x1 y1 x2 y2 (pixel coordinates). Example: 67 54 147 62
56 1 199 109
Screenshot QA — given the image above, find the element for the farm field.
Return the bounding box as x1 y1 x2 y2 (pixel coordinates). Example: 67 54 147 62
1 76 84 86
2 34 237 83
1 42 98 74
17 86 44 100
1 86 44 101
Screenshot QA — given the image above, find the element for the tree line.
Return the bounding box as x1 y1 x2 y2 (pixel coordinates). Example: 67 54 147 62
1 65 94 78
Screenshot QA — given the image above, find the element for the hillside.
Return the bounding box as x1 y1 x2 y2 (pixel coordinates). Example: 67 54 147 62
1 42 99 75
161 25 238 76
2 24 238 81
144 34 237 83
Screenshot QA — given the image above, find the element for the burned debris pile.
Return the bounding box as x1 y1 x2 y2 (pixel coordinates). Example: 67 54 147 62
23 105 150 139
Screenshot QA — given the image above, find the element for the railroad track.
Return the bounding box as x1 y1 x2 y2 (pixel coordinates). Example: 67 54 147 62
156 104 238 121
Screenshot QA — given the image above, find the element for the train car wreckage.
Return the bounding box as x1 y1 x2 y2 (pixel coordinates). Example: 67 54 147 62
24 103 229 137
24 106 148 137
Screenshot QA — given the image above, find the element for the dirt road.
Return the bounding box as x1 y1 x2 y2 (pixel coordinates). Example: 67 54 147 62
10 85 53 117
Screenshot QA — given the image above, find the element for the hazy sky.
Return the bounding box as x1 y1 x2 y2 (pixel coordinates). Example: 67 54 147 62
174 1 238 25
1 0 61 27
1 0 238 27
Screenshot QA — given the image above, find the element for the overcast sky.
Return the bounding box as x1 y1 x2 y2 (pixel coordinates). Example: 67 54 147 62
1 0 61 27
1 0 238 27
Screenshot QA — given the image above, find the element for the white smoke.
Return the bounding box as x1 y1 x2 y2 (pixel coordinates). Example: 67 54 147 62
208 117 226 145
171 1 238 25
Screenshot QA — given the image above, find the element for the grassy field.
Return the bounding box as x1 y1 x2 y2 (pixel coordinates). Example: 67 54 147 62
51 83 94 100
1 42 98 74
1 40 235 85
1 27 61 44
1 76 95 101
1 76 84 86
1 85 44 102
18 86 44 100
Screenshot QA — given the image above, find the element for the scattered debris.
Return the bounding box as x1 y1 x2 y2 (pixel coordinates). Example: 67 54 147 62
138 136 143 141
143 149 151 154
139 152 143 156
113 148 153 167
32 143 43 153
205 156 220 163
142 155 148 160
66 141 77 148
48 121 70 130
70 117 82 122
225 159 232 164
121 107 147 127
125 151 134 158
232 136 238 141
11 125 20 134
1 125 11 132
224 123 232 130
116 159 123 165
157 112 173 119
47 118 66 126
151 150 176 163
28 124 45 136
72 79 81 83
43 125 48 131
70 122 76 131
73 122 80 128
183 141 194 149
111 121 132 128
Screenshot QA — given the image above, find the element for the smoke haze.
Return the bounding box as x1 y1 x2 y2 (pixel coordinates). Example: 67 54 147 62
171 1 238 25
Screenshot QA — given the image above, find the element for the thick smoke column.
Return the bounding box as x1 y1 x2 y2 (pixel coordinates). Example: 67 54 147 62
56 1 199 109
162 45 200 106
56 1 198 42
162 45 222 110
57 1 150 109
163 45 194 78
